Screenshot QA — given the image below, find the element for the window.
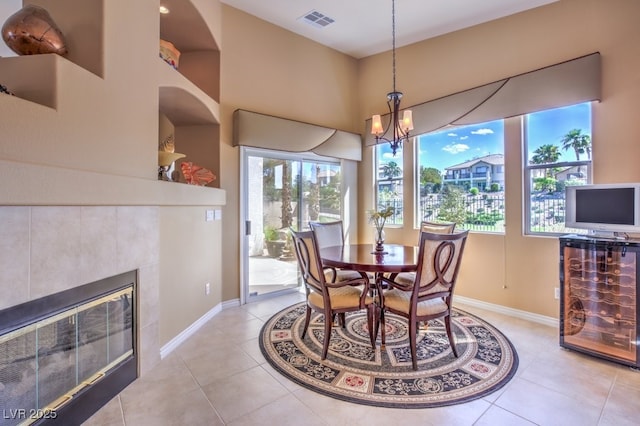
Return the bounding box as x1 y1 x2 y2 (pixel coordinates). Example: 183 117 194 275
375 144 403 225
416 120 505 232
524 102 592 235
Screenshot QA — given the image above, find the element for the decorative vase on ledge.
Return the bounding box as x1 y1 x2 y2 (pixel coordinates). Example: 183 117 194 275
2 5 68 56
159 39 180 69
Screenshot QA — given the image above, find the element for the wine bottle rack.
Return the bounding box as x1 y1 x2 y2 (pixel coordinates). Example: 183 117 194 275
560 236 639 367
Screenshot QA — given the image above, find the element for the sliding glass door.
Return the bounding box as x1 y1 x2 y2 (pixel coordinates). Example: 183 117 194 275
241 148 342 302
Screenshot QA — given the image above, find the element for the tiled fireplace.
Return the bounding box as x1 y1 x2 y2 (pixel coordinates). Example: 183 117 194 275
0 272 137 425
0 206 161 424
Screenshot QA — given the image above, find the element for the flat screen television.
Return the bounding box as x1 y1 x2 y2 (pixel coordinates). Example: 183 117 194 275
565 183 640 236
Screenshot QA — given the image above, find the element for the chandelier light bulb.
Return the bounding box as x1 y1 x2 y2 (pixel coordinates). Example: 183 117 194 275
371 115 384 135
401 110 414 132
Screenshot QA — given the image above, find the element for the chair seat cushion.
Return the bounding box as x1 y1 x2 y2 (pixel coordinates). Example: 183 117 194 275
393 272 415 287
309 285 373 310
383 289 448 316
326 269 366 282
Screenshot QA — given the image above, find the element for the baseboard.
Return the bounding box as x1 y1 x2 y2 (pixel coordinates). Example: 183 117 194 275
222 298 241 309
455 295 559 328
160 302 223 359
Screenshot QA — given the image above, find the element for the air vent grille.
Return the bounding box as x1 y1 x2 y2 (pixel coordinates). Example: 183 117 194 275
299 10 335 28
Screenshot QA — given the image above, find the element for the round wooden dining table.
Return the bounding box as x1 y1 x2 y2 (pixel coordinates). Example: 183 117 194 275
320 243 419 344
319 243 419 275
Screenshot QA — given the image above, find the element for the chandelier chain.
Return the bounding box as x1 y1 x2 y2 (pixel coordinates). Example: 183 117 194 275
391 0 396 93
370 0 413 156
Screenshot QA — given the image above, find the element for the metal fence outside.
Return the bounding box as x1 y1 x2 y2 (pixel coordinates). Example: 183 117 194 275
419 193 506 232
380 192 578 234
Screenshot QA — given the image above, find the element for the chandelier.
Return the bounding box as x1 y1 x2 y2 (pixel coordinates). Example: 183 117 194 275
371 0 414 156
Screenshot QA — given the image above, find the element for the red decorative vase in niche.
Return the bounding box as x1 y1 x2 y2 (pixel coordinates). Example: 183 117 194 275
181 162 216 186
1 5 67 56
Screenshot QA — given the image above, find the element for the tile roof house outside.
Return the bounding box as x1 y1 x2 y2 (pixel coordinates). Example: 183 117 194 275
443 153 505 191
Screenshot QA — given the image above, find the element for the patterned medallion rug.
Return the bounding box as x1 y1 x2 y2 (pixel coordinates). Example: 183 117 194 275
259 303 518 408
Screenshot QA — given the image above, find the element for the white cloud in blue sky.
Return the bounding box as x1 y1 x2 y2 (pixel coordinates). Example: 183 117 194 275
447 133 457 137
443 143 470 154
471 128 494 135
382 152 398 161
460 136 469 140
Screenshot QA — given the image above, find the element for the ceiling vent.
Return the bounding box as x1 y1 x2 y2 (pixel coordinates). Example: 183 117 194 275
299 10 335 28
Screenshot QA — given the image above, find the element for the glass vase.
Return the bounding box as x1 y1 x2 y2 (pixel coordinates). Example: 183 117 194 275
375 228 385 252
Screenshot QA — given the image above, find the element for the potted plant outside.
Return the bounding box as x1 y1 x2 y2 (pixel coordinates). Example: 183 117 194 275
264 225 286 258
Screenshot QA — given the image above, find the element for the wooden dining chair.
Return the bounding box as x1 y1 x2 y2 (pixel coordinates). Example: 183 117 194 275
381 230 469 370
386 220 457 287
309 220 344 248
290 229 377 359
420 220 456 235
310 220 371 283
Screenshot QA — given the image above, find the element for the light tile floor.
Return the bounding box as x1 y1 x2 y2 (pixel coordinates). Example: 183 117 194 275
85 292 640 425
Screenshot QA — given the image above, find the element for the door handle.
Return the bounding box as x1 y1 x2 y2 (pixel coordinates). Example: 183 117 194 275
245 220 251 236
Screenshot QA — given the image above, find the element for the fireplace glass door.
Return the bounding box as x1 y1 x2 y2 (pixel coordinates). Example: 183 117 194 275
0 286 134 425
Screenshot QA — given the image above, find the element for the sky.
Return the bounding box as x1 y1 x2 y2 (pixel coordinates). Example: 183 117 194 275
378 102 592 172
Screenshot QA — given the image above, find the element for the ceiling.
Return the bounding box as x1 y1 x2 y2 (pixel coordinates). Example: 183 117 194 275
221 0 558 58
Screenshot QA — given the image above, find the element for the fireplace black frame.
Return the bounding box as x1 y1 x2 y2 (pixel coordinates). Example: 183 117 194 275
0 270 138 425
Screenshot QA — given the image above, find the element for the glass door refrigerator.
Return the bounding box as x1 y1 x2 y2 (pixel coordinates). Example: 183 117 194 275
560 235 639 367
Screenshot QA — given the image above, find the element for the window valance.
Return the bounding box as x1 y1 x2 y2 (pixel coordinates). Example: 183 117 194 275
364 52 601 146
233 109 362 161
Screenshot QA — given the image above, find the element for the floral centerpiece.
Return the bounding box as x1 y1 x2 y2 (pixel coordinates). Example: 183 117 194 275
368 206 395 252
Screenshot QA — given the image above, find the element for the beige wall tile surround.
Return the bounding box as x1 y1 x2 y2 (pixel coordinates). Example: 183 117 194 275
0 204 162 375
139 321 161 376
80 206 118 285
30 206 83 299
0 207 30 310
138 263 160 330
116 207 159 273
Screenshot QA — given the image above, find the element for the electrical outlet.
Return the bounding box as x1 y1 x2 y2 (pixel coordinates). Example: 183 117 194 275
554 287 560 299
205 282 211 295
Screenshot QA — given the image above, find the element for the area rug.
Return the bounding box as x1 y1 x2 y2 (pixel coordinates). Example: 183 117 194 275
259 302 518 408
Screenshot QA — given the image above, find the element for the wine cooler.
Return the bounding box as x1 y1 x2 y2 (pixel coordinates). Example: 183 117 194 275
559 236 639 367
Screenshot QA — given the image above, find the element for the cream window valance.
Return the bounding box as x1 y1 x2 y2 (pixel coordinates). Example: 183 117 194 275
233 109 362 161
364 52 601 146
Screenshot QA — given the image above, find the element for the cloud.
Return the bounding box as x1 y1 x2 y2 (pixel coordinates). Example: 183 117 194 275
382 152 399 160
447 133 457 137
443 143 470 154
460 136 469 140
471 128 494 135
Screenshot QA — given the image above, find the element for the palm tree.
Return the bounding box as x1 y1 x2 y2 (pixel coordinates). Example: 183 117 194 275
380 161 402 215
561 129 591 177
530 144 561 165
381 161 402 180
560 129 591 160
530 144 561 178
281 161 293 228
